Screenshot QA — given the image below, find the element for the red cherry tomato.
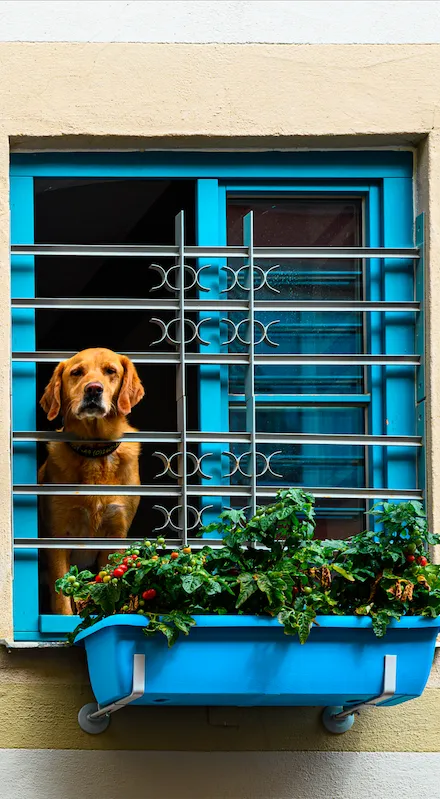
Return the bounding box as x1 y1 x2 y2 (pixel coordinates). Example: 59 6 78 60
142 589 157 601
170 552 179 560
113 567 125 578
123 557 130 565
95 575 103 583
136 561 142 567
418 556 428 567
119 564 128 573
406 554 416 563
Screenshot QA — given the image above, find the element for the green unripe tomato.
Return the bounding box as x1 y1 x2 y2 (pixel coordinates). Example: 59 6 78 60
112 578 118 585
137 609 145 615
143 542 151 548
121 605 129 612
302 586 313 595
416 538 423 548
406 542 417 554
156 537 165 545
67 575 76 584
139 599 145 607
73 581 80 590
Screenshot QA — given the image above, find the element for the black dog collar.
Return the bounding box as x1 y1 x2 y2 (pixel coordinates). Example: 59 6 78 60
68 442 121 458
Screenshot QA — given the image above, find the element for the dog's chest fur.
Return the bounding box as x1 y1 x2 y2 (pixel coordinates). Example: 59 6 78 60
39 440 141 538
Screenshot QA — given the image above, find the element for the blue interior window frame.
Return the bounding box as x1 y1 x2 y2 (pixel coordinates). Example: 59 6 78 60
10 151 417 641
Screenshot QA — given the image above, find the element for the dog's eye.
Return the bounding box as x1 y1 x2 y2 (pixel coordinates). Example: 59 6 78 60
104 367 117 375
70 368 83 377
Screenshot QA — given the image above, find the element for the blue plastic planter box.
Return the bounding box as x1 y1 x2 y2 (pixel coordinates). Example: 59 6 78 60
75 614 440 709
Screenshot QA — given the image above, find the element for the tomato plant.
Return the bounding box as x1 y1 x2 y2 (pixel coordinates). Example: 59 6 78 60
55 491 440 647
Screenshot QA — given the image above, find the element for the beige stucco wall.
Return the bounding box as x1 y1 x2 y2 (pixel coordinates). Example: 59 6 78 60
1 43 440 774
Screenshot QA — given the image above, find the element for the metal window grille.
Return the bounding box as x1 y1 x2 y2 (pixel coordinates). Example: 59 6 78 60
11 211 423 554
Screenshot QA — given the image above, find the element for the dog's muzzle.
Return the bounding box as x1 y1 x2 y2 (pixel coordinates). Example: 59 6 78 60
78 381 106 416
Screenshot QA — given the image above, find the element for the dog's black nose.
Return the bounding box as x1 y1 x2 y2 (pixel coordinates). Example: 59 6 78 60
84 382 104 399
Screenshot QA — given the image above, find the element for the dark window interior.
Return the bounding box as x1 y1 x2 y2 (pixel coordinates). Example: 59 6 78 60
34 179 196 556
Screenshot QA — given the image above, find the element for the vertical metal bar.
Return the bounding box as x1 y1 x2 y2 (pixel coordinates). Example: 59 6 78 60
243 212 257 517
367 184 385 531
382 178 415 492
175 212 188 545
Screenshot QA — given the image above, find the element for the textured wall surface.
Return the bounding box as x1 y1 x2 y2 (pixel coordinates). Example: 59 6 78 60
1 750 440 799
1 645 440 752
0 10 439 796
1 1 440 44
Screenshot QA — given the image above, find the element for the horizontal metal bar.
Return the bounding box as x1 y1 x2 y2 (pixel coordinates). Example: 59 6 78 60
13 484 182 496
11 352 421 366
12 431 421 447
13 484 422 500
13 537 224 550
11 298 421 313
11 244 419 260
12 297 182 311
230 394 370 405
12 244 183 258
254 301 420 313
13 431 183 443
255 433 422 447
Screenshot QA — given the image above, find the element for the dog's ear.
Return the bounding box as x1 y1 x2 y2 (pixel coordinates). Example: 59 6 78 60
40 361 65 421
117 356 145 415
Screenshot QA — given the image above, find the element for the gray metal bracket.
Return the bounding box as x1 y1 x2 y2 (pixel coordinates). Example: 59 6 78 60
78 653 145 734
322 654 397 734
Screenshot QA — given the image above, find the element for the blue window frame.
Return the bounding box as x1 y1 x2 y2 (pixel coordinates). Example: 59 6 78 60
10 151 422 641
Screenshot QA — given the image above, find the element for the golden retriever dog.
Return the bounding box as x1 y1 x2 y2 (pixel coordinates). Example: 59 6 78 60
39 347 145 614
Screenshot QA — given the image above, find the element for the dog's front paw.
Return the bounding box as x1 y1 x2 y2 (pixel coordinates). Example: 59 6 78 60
53 593 75 615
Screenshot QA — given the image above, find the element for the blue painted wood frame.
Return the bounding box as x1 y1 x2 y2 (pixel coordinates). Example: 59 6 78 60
11 176 39 637
10 151 413 179
9 151 416 641
196 179 228 527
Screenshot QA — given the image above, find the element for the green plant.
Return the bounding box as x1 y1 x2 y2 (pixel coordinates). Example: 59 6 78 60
56 491 440 646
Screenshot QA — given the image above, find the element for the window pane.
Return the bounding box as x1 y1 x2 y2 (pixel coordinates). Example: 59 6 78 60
226 197 365 537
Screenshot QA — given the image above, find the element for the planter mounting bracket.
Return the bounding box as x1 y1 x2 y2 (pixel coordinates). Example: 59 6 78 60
78 653 146 734
322 654 397 734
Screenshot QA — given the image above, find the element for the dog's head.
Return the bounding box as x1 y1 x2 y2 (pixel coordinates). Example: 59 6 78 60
40 348 145 422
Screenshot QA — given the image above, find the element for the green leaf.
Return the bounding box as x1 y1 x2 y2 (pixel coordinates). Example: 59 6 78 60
90 581 120 612
236 574 258 608
158 623 180 648
78 570 95 581
371 614 388 638
205 579 222 595
297 610 315 644
256 573 285 608
331 564 355 582
165 611 196 635
181 575 203 593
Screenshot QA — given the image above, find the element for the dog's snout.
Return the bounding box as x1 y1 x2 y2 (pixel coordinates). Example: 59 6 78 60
84 381 104 398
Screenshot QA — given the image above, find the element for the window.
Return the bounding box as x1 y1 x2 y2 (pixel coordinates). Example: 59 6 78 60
10 152 423 640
